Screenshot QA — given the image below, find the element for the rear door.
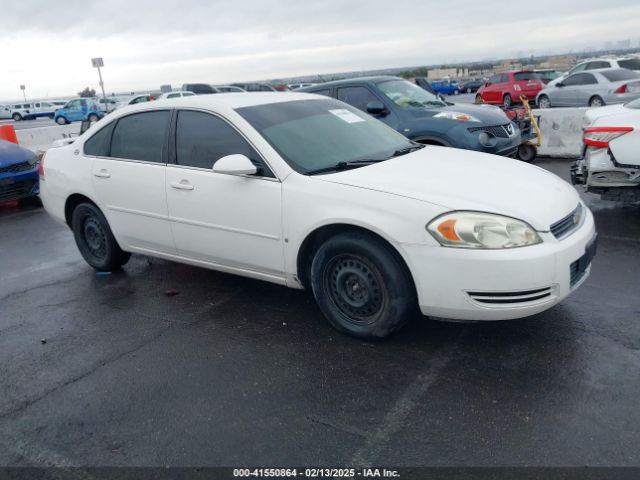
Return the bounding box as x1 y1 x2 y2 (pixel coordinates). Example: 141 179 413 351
571 73 599 106
90 110 175 253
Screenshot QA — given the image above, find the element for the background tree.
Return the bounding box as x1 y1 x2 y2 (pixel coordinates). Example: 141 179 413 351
78 87 96 98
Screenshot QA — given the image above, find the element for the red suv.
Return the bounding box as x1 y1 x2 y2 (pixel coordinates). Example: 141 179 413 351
476 71 544 108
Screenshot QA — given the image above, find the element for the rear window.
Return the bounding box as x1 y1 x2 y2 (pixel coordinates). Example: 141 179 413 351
110 111 170 162
514 72 541 81
618 59 640 70
84 122 115 157
601 69 640 82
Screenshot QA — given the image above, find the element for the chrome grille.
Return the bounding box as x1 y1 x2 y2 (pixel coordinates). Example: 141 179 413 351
550 204 583 239
467 287 553 305
468 123 514 138
0 161 35 175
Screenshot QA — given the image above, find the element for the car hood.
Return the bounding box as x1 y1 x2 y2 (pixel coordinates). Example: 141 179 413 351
316 147 579 231
406 103 511 125
0 140 37 168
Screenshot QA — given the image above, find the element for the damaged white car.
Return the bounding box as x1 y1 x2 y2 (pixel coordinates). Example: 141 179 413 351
573 98 640 202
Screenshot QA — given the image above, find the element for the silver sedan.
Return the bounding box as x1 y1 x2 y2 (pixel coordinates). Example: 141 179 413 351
536 68 640 108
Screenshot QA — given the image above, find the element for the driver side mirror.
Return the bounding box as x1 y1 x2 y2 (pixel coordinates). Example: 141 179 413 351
366 101 388 116
213 154 257 176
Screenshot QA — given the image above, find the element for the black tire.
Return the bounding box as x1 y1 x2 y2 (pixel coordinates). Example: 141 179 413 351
474 94 483 104
503 94 512 108
516 144 537 162
589 95 605 107
310 231 416 340
72 203 130 271
12 113 22 121
55 116 67 125
88 113 99 122
538 95 551 109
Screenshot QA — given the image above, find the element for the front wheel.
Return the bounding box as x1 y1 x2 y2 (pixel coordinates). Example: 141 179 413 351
310 231 416 340
474 94 483 104
72 203 130 271
538 95 551 109
88 113 100 122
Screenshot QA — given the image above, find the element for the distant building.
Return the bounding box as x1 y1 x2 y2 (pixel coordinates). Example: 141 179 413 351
427 67 468 79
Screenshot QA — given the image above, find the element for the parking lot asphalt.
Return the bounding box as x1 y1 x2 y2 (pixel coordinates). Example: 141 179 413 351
1 158 639 468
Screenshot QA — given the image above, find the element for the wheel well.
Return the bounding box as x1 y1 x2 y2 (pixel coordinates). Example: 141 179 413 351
296 224 416 295
416 138 447 146
64 194 96 227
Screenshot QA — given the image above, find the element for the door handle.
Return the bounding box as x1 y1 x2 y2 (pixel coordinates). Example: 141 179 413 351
170 180 194 191
93 169 110 178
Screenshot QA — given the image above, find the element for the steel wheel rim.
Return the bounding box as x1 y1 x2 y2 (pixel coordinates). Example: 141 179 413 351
324 254 385 325
83 216 107 259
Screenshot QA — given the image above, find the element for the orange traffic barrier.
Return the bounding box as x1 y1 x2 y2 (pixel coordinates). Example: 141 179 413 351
0 124 19 144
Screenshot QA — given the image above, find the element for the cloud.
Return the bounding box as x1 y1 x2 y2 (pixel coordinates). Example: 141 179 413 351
2 0 639 99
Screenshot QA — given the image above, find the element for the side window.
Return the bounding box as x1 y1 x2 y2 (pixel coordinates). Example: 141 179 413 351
167 93 179 99
84 122 115 157
336 86 379 112
500 74 510 83
110 111 170 162
586 61 610 70
309 88 332 98
563 73 596 86
175 110 272 177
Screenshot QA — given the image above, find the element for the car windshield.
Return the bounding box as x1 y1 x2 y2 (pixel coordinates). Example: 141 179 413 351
378 79 446 109
601 69 640 82
236 98 415 174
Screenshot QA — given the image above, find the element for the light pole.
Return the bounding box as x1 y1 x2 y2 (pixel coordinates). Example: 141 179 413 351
91 57 108 111
19 85 26 102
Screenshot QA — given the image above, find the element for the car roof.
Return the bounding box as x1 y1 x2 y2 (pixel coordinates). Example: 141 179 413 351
300 76 403 90
109 92 321 117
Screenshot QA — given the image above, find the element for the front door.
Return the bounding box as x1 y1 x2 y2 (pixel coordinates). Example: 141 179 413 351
165 110 284 277
90 110 175 253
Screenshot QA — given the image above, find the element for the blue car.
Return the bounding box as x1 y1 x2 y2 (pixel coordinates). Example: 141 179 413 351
0 140 39 203
429 79 461 96
54 98 103 125
300 76 521 157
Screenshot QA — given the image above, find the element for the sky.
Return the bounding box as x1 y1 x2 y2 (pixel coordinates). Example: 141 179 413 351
2 0 640 101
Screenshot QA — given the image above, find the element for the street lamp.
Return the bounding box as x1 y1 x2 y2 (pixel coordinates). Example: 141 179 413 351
91 57 108 111
19 85 26 102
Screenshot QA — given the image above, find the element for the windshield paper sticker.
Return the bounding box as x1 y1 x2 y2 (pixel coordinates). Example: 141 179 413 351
329 109 365 124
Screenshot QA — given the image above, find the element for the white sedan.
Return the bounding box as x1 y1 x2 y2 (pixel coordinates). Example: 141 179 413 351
573 98 640 202
39 93 597 339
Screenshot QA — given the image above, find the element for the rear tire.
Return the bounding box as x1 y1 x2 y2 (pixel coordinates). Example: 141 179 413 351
589 95 605 107
55 116 67 125
12 113 22 121
88 113 99 122
72 203 130 271
310 231 416 340
503 94 512 108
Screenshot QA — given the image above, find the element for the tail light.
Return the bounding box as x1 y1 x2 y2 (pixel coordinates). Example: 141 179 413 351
583 126 633 148
613 84 627 94
38 153 45 178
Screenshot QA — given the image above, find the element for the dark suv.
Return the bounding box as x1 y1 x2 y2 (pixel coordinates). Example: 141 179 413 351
300 76 521 156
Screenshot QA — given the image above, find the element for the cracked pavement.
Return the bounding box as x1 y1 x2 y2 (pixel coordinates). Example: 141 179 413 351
0 159 639 467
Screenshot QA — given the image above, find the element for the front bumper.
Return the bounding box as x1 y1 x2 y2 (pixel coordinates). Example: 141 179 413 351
0 166 39 202
401 208 596 321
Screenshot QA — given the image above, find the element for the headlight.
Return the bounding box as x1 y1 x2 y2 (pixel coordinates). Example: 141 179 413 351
434 111 481 122
427 211 542 249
